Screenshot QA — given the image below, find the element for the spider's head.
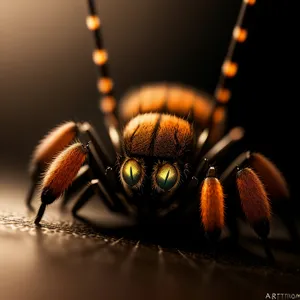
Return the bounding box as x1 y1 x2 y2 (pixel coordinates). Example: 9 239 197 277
118 113 195 218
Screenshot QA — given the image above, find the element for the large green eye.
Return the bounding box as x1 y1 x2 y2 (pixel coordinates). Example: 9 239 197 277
122 159 142 187
156 164 178 191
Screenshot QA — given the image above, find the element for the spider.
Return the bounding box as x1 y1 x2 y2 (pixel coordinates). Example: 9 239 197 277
25 0 291 251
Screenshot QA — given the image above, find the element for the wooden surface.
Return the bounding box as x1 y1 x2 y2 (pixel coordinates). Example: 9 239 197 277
1 172 300 300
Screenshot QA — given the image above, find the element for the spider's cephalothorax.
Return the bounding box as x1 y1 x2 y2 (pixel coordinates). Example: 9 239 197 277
118 84 212 216
26 0 294 252
116 85 216 218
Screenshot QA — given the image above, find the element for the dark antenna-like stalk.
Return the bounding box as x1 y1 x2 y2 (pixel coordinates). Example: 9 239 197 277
86 0 120 149
203 0 256 144
214 0 256 105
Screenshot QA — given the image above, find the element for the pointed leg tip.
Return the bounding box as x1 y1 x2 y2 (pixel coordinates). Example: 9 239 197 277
26 204 35 213
34 202 47 226
205 228 222 242
261 237 276 264
253 219 270 239
34 218 41 226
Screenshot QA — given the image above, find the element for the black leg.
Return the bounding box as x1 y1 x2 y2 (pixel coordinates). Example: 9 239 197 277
60 165 91 210
26 165 42 211
261 236 275 264
72 181 96 218
34 202 47 226
195 128 209 159
26 180 38 211
274 201 300 250
72 178 126 219
220 151 251 184
224 194 240 243
203 127 244 163
78 122 115 167
221 157 275 261
193 127 245 179
87 146 127 213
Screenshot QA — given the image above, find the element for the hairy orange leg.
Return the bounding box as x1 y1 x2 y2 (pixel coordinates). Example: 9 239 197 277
200 167 225 241
35 143 88 225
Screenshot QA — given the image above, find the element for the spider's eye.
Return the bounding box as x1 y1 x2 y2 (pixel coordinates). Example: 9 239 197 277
122 159 142 187
156 164 178 191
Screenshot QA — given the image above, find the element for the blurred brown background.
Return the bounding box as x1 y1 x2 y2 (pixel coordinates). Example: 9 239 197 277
0 2 298 299
0 0 295 200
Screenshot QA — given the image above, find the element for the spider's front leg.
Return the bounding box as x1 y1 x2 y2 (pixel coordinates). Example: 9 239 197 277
34 142 88 225
26 121 114 210
34 141 125 225
236 167 271 239
221 151 298 246
220 153 273 238
26 122 78 210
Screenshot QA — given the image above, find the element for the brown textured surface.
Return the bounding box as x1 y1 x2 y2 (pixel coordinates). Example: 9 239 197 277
1 170 300 300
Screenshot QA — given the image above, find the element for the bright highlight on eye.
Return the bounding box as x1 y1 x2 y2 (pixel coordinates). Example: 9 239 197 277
156 164 178 191
122 159 142 187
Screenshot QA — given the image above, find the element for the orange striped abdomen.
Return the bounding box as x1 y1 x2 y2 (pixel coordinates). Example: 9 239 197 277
119 83 215 129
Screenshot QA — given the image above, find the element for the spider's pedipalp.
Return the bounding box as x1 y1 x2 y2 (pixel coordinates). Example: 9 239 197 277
200 167 225 240
236 167 271 238
34 143 88 225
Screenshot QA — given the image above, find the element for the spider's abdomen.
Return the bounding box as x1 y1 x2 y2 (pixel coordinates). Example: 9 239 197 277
123 113 194 158
119 83 214 129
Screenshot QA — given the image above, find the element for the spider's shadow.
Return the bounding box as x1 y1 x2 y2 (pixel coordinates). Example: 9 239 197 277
71 213 300 276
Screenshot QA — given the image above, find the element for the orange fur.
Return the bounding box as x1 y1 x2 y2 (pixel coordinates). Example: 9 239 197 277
120 90 141 121
123 113 160 157
237 168 271 224
154 114 193 157
42 143 87 198
120 83 214 127
208 106 226 143
250 153 290 199
32 121 77 165
201 177 225 232
123 113 193 157
140 84 168 113
165 86 194 117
